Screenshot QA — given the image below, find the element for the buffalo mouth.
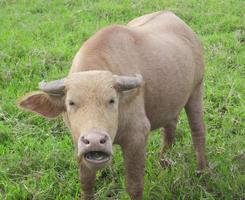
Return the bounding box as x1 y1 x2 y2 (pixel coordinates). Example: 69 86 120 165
84 151 110 164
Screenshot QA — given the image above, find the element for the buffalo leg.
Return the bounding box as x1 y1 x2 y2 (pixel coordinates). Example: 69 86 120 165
79 163 96 200
121 133 147 200
185 82 206 170
159 117 178 167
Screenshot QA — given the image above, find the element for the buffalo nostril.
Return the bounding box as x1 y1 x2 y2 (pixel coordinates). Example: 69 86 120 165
100 136 107 144
81 136 90 144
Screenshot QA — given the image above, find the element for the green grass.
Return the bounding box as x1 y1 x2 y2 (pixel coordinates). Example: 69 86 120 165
0 0 244 199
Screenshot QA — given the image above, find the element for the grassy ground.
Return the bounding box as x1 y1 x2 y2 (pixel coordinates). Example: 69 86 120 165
0 0 244 199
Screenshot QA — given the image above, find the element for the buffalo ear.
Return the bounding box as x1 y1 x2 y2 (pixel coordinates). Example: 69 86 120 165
18 91 65 118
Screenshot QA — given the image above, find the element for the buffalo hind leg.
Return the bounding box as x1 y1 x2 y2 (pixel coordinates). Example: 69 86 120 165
185 82 206 171
160 117 178 167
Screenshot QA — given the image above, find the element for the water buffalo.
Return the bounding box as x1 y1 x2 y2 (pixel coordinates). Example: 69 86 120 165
18 11 206 200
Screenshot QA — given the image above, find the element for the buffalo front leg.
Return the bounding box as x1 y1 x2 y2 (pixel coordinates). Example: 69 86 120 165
121 137 146 200
185 82 206 171
79 163 96 200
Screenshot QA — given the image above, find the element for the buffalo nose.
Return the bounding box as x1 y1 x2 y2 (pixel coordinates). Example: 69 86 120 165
80 133 109 146
81 136 90 145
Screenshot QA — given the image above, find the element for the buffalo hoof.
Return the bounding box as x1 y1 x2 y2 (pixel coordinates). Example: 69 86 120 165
159 158 174 168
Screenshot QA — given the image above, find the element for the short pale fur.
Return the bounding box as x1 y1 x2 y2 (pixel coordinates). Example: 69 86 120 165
18 11 206 200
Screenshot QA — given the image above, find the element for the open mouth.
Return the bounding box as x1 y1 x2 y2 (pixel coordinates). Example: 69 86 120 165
84 151 110 164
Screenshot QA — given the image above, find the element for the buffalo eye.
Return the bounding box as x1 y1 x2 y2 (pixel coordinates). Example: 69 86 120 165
68 100 75 106
109 98 115 104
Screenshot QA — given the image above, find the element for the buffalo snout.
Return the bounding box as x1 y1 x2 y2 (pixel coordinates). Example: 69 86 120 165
78 132 113 169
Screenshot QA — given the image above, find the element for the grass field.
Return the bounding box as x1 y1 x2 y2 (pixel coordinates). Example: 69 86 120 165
0 0 244 199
